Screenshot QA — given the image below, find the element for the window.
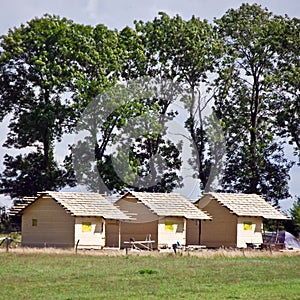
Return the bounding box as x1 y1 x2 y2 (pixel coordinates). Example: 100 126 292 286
176 222 184 233
82 222 92 232
94 222 103 233
243 222 253 231
32 219 38 226
165 221 174 232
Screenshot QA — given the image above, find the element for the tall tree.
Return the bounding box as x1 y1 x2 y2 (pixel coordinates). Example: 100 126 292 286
213 4 293 204
275 17 300 160
112 79 183 193
72 78 183 194
71 18 184 195
0 15 118 199
135 13 224 192
71 81 151 193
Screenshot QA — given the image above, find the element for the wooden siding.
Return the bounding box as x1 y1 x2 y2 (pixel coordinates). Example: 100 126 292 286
116 196 158 223
116 195 203 248
21 196 74 248
74 216 105 249
120 220 158 248
236 217 263 248
105 220 120 248
116 196 159 248
197 195 237 248
186 219 201 245
116 197 161 248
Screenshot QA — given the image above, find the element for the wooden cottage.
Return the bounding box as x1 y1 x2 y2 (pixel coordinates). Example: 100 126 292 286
115 192 211 249
195 193 289 248
17 191 130 249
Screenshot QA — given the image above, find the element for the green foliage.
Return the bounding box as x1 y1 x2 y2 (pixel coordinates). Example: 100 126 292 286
290 197 300 234
72 79 183 194
274 17 300 160
135 12 222 83
0 15 120 199
0 6 299 201
213 4 294 204
263 219 285 233
135 13 225 192
0 207 10 233
138 268 159 275
118 26 147 79
0 151 68 198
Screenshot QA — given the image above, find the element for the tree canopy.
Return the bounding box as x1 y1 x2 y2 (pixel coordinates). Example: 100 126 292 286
0 5 299 207
0 15 121 199
213 3 295 204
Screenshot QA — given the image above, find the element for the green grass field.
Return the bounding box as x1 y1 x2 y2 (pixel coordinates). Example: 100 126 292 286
0 250 299 299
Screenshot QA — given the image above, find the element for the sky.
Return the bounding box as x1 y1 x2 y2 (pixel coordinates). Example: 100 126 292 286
1 0 300 35
0 0 299 211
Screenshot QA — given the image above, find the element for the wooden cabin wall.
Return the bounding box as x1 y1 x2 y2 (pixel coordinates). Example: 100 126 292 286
21 196 74 248
105 220 120 248
236 217 263 248
74 216 105 249
186 219 201 245
116 196 159 248
198 197 237 248
157 216 186 247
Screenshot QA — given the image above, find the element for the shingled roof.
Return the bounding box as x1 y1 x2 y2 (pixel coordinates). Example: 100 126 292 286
16 191 131 220
120 191 211 220
196 193 288 220
9 196 36 217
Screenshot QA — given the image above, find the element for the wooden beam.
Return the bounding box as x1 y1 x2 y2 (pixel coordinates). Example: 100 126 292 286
118 221 121 249
183 217 187 246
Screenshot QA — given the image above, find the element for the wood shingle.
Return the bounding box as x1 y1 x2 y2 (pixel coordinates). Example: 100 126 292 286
121 191 211 220
16 191 131 220
198 193 288 220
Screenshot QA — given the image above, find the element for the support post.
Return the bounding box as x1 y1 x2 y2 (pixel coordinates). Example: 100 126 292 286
118 221 121 249
198 219 202 245
275 220 279 244
183 218 187 247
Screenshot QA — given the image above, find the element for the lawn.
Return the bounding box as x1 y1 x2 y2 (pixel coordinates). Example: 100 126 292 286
0 250 299 299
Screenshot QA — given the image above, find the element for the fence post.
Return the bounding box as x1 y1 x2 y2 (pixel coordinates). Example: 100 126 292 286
75 239 80 254
5 237 10 253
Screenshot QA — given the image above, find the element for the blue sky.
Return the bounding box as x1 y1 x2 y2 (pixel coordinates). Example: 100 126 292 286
1 0 300 34
0 0 299 211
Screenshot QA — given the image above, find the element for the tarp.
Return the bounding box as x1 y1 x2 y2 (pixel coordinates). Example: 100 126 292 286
263 231 300 249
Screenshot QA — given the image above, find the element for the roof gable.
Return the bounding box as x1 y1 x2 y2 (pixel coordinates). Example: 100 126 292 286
120 191 211 220
197 193 288 220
